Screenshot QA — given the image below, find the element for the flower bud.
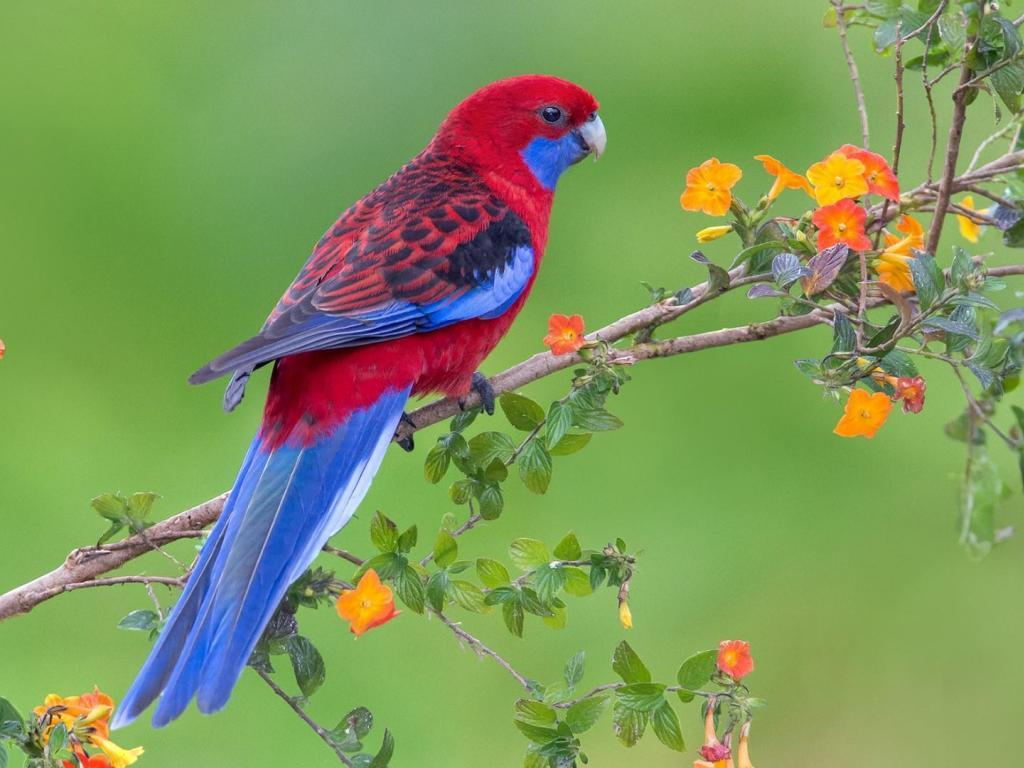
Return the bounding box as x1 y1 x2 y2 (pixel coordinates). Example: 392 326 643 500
696 225 733 243
618 601 633 630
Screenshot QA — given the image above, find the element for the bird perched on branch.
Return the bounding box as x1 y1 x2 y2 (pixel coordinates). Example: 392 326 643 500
113 75 605 728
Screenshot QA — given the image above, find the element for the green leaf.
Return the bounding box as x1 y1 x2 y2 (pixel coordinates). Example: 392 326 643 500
330 706 373 752
503 599 525 637
478 484 504 520
513 720 560 744
125 491 159 520
48 722 68 753
938 12 966 51
396 525 417 553
0 742 7 768
117 609 160 632
611 700 648 747
553 532 582 560
468 431 516 466
287 635 326 699
831 312 856 354
424 443 451 484
909 256 937 309
564 651 586 689
450 408 478 433
449 579 488 613
565 694 608 734
393 565 425 614
510 538 550 570
612 640 652 684
370 511 399 553
476 558 511 588
520 587 555 617
546 401 574 449
91 492 126 521
0 698 23 734
563 566 593 596
426 571 450 612
518 439 553 494
432 529 458 568
532 565 568 602
549 432 593 456
615 682 666 712
515 699 557 726
572 408 623 432
676 649 718 702
500 392 546 431
368 729 395 768
651 700 686 752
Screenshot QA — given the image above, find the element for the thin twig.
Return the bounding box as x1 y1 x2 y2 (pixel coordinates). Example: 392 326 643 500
833 0 870 147
255 668 356 767
322 546 365 567
434 610 533 691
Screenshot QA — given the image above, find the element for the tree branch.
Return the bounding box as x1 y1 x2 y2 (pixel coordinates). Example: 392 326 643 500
832 0 870 147
4 261 1024 622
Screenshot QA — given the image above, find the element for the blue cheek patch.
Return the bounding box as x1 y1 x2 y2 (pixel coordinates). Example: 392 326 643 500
521 133 585 190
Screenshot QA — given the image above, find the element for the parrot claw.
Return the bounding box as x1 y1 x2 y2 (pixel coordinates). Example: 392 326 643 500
395 412 416 452
462 371 496 415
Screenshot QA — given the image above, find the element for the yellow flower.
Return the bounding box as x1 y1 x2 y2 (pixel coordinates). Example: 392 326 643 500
754 154 814 200
90 735 144 768
875 214 924 293
681 158 743 216
696 224 733 243
618 601 633 629
957 195 981 243
806 151 869 206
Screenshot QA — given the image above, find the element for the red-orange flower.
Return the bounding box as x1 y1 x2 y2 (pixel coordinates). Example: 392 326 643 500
699 702 732 763
717 640 754 681
834 388 892 438
0 338 5 360
543 313 586 355
681 158 743 216
894 376 926 414
811 198 872 251
336 568 400 637
838 144 900 201
64 755 114 768
753 154 813 201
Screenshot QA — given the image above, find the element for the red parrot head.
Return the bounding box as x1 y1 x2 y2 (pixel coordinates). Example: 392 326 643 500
435 75 605 193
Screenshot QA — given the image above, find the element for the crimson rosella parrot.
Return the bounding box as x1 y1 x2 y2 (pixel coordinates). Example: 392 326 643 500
112 75 605 728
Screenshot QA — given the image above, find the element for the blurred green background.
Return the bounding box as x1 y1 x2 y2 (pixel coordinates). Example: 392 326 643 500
1 2 1022 766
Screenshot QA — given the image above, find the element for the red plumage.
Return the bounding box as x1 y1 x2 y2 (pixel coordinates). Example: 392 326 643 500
256 75 600 446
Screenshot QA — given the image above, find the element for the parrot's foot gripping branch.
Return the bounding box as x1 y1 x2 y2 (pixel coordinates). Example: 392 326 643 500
465 371 496 415
395 412 417 453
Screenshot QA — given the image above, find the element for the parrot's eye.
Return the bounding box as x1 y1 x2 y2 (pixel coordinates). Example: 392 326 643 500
540 106 564 124
586 111 598 122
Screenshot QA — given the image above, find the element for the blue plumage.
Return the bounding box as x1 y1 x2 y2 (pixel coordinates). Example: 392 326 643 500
112 387 412 728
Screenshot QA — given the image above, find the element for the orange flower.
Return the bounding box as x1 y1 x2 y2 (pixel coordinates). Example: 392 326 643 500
875 214 924 293
543 313 586 355
681 158 743 216
957 196 981 243
754 154 814 201
64 756 113 768
806 151 868 206
834 388 892 438
736 723 755 768
811 198 872 251
336 568 400 637
34 688 114 741
34 689 142 768
838 144 900 201
717 640 754 681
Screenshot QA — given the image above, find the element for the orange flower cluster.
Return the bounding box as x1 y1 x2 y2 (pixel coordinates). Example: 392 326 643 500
542 313 586 355
834 373 927 439
336 568 400 637
34 688 143 768
717 640 754 681
695 640 758 768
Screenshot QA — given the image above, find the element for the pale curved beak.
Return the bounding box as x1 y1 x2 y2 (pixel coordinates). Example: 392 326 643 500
579 113 607 159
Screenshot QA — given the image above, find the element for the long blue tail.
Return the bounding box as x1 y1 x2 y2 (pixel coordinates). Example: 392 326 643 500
112 386 411 728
